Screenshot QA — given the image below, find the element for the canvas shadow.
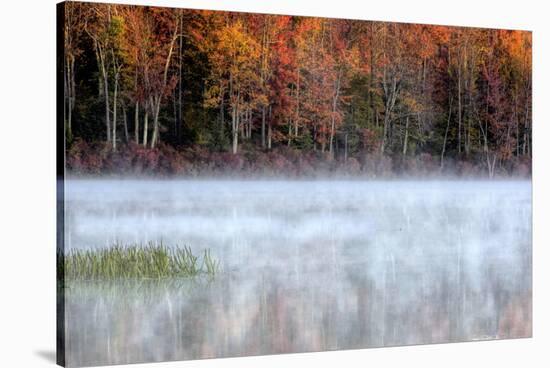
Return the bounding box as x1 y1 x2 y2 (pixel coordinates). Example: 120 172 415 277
35 350 56 364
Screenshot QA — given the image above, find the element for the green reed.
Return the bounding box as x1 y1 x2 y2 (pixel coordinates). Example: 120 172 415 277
62 242 220 280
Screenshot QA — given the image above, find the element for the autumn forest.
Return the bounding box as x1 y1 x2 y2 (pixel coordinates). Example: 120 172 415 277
60 2 532 177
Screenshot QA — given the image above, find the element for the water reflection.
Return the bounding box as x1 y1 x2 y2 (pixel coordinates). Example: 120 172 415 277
66 253 530 367
64 180 531 367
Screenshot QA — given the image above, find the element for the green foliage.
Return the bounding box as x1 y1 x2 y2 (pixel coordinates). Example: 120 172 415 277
63 242 220 280
292 127 314 150
208 118 230 151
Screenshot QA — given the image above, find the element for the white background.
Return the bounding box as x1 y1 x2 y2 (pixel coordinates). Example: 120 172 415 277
0 0 548 367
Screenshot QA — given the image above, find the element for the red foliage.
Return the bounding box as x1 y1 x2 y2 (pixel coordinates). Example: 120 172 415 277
66 141 530 178
361 128 380 153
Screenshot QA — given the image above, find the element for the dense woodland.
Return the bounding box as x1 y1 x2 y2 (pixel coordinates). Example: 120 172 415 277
61 2 532 177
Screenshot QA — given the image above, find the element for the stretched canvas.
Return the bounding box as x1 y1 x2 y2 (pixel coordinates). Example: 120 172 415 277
57 1 532 367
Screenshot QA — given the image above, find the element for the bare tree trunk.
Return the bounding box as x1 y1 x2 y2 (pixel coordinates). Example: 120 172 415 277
381 73 399 154
149 113 160 148
381 112 390 153
64 4 78 142
65 56 76 141
368 40 375 127
522 82 530 156
329 72 342 157
150 97 160 149
219 91 225 139
267 105 272 150
231 105 239 154
506 121 512 159
313 124 317 151
267 122 272 150
88 31 111 144
64 58 70 139
178 14 183 142
142 108 148 147
259 17 270 150
344 133 348 163
240 110 245 140
248 110 253 139
295 70 300 137
122 104 129 143
100 49 111 143
441 96 453 167
261 106 266 149
522 125 527 155
134 101 139 144
231 89 240 154
172 90 177 138
477 107 494 178
112 72 118 151
487 152 497 178
402 116 409 156
287 119 292 146
457 49 462 155
150 20 179 148
465 58 474 156
245 109 252 139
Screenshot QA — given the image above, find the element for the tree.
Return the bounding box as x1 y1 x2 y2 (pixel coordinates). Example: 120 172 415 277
146 8 181 148
63 1 84 142
204 15 260 154
64 4 531 177
84 3 114 144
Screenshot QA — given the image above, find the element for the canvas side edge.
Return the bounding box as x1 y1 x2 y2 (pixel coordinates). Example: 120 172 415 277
56 1 67 367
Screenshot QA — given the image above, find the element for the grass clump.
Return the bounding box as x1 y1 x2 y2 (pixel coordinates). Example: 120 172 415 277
63 242 220 280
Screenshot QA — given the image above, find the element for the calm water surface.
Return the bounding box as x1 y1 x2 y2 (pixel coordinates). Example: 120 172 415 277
63 180 532 367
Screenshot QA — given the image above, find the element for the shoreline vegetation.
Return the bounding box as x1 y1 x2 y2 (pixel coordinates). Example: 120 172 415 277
66 141 531 179
62 3 531 181
60 243 220 280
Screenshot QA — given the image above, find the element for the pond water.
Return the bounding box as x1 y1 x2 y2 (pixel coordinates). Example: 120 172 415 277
63 180 532 367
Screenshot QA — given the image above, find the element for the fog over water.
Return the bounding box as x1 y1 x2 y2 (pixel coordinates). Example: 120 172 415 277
63 179 532 367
